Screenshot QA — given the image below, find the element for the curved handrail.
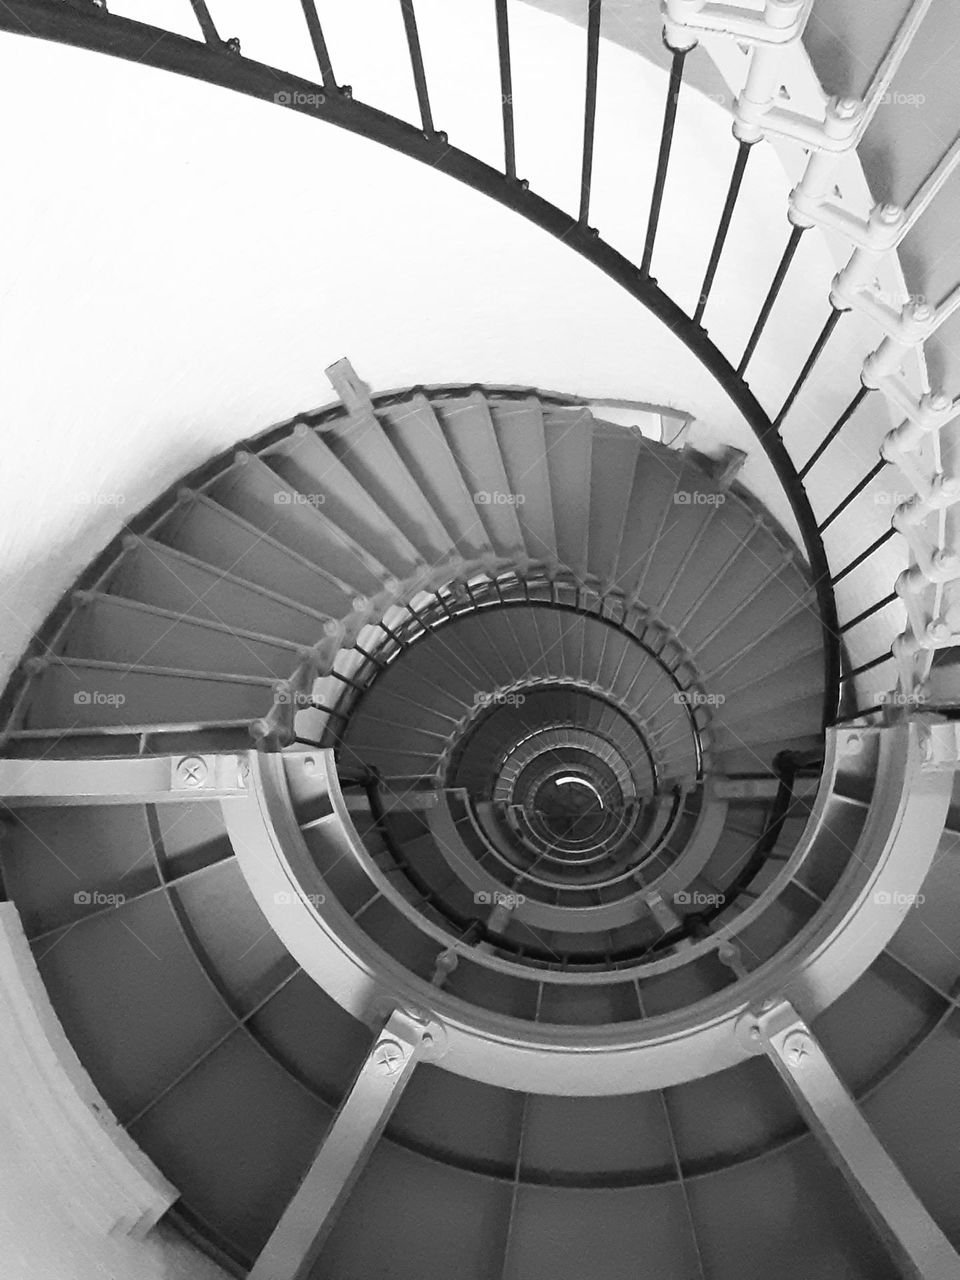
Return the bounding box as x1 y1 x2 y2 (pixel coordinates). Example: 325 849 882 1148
0 0 843 726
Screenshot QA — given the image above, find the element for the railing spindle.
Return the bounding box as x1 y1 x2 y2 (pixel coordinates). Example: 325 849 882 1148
579 0 602 225
738 224 806 374
400 0 435 136
841 652 893 680
495 0 516 181
300 0 338 91
772 307 842 430
832 528 897 585
694 138 753 325
641 44 689 278
798 385 871 479
839 593 898 634
189 0 221 46
818 459 886 533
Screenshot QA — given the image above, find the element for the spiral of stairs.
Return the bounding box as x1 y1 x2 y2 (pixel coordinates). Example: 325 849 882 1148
0 381 957 1278
4 0 960 1276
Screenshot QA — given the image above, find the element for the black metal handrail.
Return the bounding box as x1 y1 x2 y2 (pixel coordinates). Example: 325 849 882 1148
0 0 912 725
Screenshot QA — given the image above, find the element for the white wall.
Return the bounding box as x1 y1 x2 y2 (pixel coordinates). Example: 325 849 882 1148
0 1 865 689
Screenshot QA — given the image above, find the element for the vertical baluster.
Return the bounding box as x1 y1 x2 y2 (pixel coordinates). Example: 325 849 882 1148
641 44 689 277
400 0 435 136
694 138 753 325
798 385 872 479
189 0 221 45
772 307 843 430
300 0 338 91
579 0 602 226
738 224 806 375
495 0 516 180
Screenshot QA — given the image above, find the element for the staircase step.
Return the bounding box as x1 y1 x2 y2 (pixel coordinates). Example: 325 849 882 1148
324 407 454 563
488 397 558 565
433 392 526 560
264 428 423 578
209 455 385 596
63 595 300 681
160 495 357 617
380 395 489 559
109 539 330 646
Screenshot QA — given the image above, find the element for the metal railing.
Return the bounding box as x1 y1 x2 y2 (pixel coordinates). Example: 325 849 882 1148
2 0 959 727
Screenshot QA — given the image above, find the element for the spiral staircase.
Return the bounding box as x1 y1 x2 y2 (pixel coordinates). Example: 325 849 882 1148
3 2 960 1280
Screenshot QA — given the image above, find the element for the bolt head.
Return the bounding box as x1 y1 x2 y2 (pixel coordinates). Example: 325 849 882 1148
372 1039 406 1075
176 756 207 788
834 96 861 120
782 1032 811 1067
879 202 902 223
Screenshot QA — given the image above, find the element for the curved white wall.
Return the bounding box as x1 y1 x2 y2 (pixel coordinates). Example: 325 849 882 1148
0 2 880 686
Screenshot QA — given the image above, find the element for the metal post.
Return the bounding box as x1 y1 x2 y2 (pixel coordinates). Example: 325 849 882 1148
0 754 249 806
742 1000 960 1280
249 1007 436 1280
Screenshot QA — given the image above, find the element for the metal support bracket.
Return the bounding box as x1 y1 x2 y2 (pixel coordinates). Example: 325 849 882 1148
324 356 374 417
249 1005 439 1280
737 998 960 1280
0 753 249 807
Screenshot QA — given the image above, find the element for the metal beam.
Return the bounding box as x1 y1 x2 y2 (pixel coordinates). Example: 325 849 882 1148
249 1007 435 1280
0 753 249 806
742 1000 960 1280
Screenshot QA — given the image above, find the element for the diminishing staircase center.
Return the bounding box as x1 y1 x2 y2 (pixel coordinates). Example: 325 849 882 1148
1 382 957 1279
